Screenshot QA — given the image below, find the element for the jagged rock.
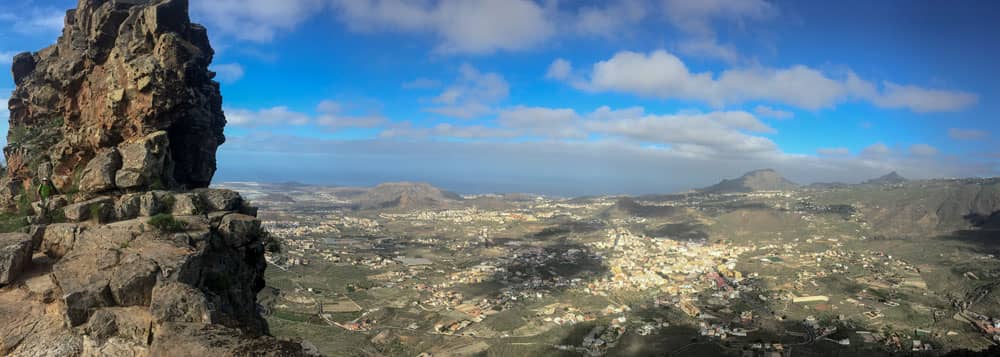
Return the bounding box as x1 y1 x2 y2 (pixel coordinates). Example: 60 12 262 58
0 0 308 354
172 192 203 215
79 148 122 193
217 214 261 248
0 233 33 285
28 224 46 251
115 193 142 220
196 189 243 212
140 191 169 216
150 281 211 324
63 196 114 222
116 131 169 189
0 0 226 208
41 223 82 258
109 256 159 306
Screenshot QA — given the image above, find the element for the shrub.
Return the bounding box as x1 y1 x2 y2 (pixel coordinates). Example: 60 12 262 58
148 213 188 232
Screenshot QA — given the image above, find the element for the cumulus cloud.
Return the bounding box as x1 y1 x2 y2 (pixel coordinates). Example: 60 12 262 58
426 64 509 119
948 128 989 141
676 38 741 64
545 58 573 80
497 106 586 139
555 50 978 112
191 0 325 42
754 105 794 120
330 0 553 54
211 63 245 83
909 144 938 157
861 143 891 158
315 100 388 130
570 0 648 37
226 106 312 127
661 0 776 36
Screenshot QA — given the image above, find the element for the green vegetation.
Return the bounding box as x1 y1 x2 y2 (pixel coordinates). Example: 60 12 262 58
89 204 104 222
147 213 188 232
0 212 28 233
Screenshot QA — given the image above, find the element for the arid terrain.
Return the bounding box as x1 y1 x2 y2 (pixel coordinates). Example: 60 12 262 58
219 171 1000 356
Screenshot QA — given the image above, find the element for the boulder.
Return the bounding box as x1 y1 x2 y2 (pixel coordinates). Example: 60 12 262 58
150 281 211 324
109 256 159 306
0 233 33 285
79 148 122 193
63 196 113 222
140 191 170 216
116 132 170 189
172 192 203 215
216 214 261 248
41 223 82 258
115 193 142 220
196 189 244 212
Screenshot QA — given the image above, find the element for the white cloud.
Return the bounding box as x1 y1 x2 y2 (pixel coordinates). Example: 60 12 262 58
330 0 553 55
861 143 891 158
402 78 441 89
570 0 648 38
754 105 794 120
497 106 586 139
661 0 776 36
584 109 778 158
909 144 938 157
817 147 850 156
426 64 509 119
676 38 741 63
211 63 245 83
661 0 776 62
191 0 325 42
545 58 573 80
226 106 311 127
315 100 388 130
861 81 979 113
556 50 978 112
948 128 989 141
2 9 64 35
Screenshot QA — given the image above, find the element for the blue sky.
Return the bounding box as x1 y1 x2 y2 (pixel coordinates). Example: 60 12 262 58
2 0 999 195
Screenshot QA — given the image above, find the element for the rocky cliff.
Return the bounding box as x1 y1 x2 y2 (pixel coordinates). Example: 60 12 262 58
0 0 311 356
3 0 225 208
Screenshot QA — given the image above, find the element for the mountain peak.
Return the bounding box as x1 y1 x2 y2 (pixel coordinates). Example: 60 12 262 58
865 171 908 185
701 169 798 193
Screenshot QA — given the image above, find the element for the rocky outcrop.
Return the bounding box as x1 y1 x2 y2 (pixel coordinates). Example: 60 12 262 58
0 233 33 285
0 0 310 355
0 190 309 356
2 0 226 208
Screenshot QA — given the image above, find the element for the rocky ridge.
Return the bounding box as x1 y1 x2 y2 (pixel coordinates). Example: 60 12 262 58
0 0 311 356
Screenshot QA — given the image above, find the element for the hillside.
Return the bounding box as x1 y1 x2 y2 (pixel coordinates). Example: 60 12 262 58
701 169 799 193
354 182 463 210
864 171 908 185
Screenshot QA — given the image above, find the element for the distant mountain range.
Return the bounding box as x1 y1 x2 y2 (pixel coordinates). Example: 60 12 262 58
700 169 799 193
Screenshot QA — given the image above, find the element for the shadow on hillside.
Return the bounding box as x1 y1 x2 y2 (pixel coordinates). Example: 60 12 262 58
939 210 1000 254
458 242 608 301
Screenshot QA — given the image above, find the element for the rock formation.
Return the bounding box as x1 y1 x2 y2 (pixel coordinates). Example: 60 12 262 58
2 0 226 208
0 0 312 355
